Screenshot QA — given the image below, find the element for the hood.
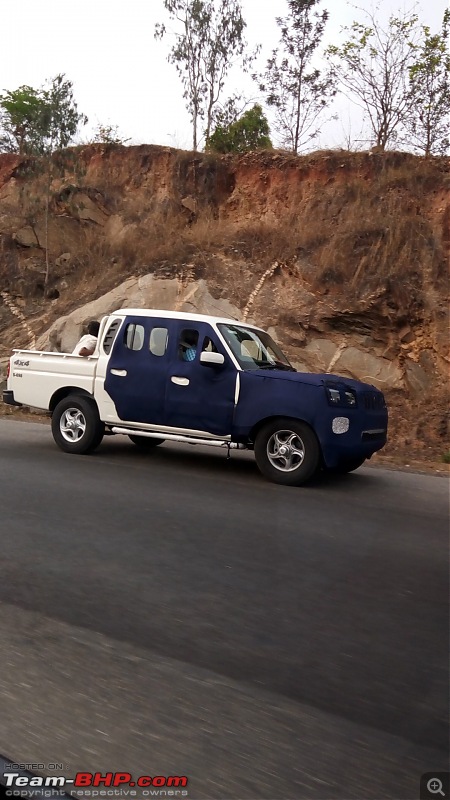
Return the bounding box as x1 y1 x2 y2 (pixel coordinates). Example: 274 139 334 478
250 369 378 392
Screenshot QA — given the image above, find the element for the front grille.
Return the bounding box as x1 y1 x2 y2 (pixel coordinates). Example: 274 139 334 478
362 391 385 410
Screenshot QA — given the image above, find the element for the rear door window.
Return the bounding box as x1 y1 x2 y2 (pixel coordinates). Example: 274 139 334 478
149 327 169 357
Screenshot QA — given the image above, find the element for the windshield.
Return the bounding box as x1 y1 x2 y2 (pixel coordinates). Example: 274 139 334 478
218 323 295 371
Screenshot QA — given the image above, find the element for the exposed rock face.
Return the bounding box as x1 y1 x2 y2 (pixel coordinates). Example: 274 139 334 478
0 144 448 459
30 271 435 398
64 191 109 225
36 276 241 353
13 227 39 248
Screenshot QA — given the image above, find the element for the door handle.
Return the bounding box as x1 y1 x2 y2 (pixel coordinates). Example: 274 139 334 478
110 369 127 377
171 376 190 386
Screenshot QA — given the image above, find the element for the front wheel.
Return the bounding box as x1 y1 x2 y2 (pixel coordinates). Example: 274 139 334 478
254 419 320 486
52 396 104 454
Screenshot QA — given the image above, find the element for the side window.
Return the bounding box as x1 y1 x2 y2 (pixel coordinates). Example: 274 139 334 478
103 319 121 354
201 336 218 353
178 328 199 362
124 323 145 351
149 327 168 357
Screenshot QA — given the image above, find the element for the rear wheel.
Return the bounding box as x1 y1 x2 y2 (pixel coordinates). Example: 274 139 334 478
254 419 320 486
52 396 104 454
128 435 165 448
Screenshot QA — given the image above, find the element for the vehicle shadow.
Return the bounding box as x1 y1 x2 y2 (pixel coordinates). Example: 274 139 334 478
97 436 384 490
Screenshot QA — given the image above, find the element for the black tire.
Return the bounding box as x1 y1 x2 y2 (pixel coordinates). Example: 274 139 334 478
51 395 104 454
254 418 320 486
128 435 165 448
330 456 366 474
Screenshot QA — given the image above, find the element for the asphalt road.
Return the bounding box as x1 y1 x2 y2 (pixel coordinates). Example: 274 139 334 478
0 418 448 800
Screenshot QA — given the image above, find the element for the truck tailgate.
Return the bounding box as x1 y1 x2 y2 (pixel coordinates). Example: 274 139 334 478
7 350 97 410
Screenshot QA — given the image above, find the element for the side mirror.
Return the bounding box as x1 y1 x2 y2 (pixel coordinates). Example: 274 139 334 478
200 351 225 367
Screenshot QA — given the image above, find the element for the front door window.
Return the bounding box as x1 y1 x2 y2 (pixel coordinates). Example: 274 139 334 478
178 329 199 362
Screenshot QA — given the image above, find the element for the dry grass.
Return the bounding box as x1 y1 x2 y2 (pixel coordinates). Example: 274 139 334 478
1 146 447 332
70 175 445 321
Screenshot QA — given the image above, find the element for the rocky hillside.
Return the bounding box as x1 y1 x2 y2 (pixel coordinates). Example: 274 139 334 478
0 144 448 462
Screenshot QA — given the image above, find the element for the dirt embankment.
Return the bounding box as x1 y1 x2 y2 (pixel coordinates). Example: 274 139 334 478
0 144 448 462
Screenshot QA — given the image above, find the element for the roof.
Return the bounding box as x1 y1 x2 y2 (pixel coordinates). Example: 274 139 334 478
112 308 263 329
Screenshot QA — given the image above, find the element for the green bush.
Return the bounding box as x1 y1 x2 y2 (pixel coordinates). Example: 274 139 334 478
207 104 272 154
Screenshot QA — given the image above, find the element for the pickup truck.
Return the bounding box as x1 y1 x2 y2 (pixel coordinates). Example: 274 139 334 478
3 308 388 486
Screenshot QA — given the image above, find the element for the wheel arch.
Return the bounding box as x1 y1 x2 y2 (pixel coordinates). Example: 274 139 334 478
49 387 94 414
249 415 322 454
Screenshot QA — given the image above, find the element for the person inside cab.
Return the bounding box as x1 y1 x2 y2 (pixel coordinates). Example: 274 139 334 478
179 329 199 362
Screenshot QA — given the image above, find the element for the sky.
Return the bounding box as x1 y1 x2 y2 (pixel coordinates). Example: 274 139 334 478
1 0 448 151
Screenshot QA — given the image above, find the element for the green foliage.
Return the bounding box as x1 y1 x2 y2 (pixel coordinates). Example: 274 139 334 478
155 0 256 150
406 10 450 155
40 74 87 152
327 8 419 150
442 451 450 464
0 86 44 154
0 74 87 155
257 0 335 154
92 123 131 145
207 104 272 153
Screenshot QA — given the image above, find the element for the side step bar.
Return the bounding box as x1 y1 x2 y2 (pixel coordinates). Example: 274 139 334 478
110 426 247 449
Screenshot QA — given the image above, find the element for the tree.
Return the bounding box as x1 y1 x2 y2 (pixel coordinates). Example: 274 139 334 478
40 73 88 153
155 0 255 150
37 75 87 287
0 74 87 155
405 10 450 156
327 7 420 150
207 103 272 152
0 75 87 288
257 0 335 154
92 123 131 145
0 86 46 154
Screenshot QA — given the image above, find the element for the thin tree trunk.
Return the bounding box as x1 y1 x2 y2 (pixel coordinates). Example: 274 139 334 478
44 157 51 288
425 123 432 157
193 106 198 151
294 75 303 154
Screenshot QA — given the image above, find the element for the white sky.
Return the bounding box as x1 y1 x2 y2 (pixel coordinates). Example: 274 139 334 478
1 0 448 151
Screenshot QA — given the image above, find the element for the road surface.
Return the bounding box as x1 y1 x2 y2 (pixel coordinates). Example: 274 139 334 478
0 419 448 799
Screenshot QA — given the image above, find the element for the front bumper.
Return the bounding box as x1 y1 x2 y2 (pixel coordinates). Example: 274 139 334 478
318 408 388 468
2 390 22 407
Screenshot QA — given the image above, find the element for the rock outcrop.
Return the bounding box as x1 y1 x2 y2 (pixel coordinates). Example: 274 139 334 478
35 276 240 353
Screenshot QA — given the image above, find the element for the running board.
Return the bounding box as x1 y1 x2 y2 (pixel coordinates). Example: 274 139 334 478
110 427 247 449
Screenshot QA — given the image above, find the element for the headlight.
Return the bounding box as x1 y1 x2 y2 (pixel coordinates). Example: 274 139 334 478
325 385 357 408
344 390 356 407
327 388 341 404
